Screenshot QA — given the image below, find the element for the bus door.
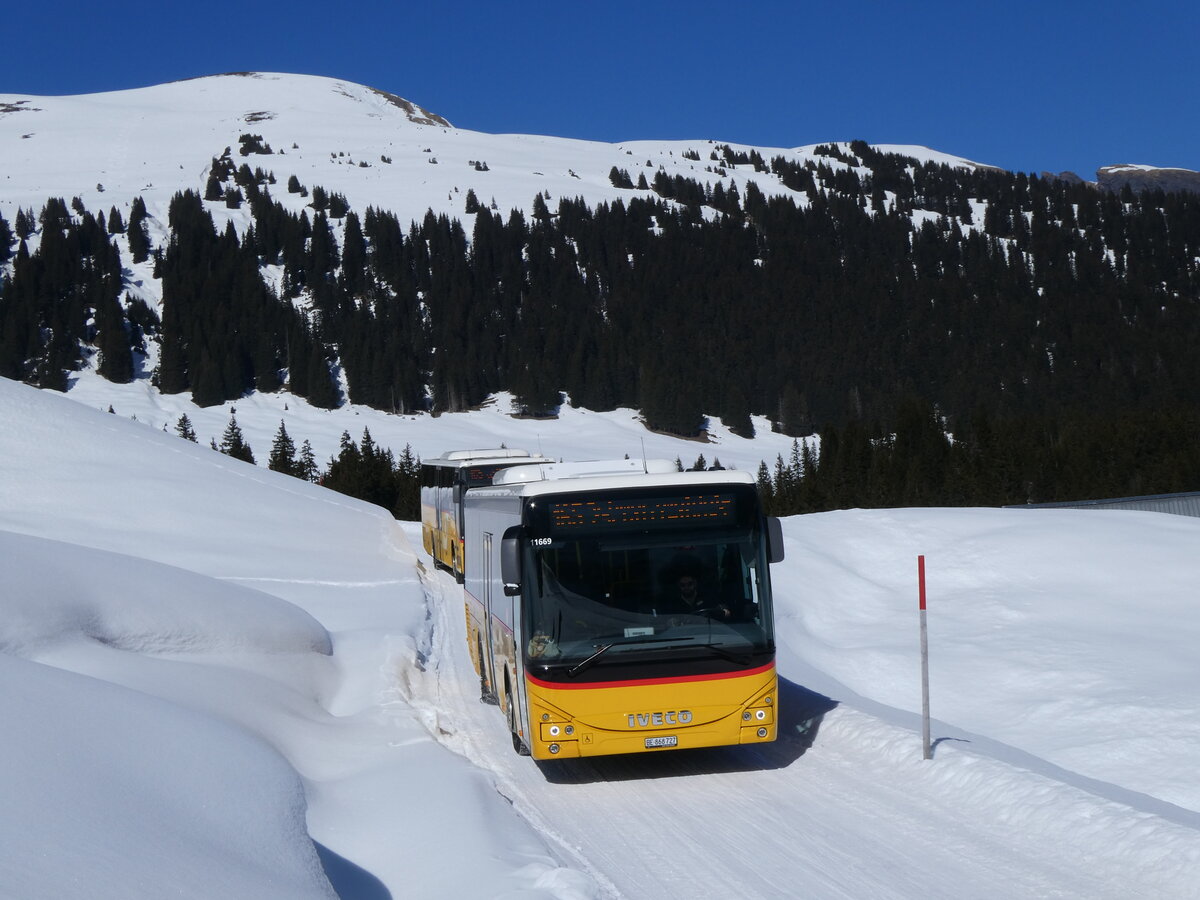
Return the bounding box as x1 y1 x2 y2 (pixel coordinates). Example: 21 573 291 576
481 532 497 701
452 481 466 580
486 530 528 749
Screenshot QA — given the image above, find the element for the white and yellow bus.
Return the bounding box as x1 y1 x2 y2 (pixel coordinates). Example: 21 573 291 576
459 458 784 759
420 449 552 583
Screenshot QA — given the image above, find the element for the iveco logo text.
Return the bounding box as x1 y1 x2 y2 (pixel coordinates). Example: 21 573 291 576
627 710 693 728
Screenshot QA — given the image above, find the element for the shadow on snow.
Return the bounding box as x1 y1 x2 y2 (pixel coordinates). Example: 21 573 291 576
315 840 392 900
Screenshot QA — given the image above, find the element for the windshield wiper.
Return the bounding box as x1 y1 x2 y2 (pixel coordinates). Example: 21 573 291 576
566 642 614 677
565 636 693 677
699 642 754 666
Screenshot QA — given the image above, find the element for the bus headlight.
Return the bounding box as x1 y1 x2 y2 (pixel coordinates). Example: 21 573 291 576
742 704 774 726
541 721 578 742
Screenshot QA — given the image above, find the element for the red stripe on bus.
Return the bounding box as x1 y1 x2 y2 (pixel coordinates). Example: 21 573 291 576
525 662 775 691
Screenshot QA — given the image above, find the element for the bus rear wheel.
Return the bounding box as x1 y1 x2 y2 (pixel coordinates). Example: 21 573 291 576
505 673 530 756
478 637 497 705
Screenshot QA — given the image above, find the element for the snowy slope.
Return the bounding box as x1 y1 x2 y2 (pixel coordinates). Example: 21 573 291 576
1 73 990 237
3 369 1200 899
0 377 598 898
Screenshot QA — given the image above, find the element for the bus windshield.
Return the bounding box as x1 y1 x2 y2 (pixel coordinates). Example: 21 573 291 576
521 527 775 668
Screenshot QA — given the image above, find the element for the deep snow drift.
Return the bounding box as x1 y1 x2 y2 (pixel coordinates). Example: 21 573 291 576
2 376 1199 898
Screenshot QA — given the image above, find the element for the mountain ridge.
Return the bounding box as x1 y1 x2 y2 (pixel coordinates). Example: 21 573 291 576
0 71 997 227
5 71 1195 209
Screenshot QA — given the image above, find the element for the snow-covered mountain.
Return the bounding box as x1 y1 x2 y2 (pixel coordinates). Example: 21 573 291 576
4 71 845 464
0 70 935 466
7 71 1197 470
1 71 985 228
6 71 1194 235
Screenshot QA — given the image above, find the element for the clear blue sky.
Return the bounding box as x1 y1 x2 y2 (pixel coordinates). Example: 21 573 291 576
4 0 1197 179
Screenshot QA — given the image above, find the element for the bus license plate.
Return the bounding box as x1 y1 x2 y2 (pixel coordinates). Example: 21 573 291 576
645 735 678 749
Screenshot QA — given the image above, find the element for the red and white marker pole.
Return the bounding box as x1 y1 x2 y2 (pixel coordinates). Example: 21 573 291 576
918 554 931 760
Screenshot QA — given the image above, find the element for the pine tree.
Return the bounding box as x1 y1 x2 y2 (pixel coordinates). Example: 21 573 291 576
298 439 319 482
267 420 298 476
0 214 13 264
608 167 634 189
175 414 198 442
218 415 256 464
127 197 151 263
304 345 340 409
394 443 421 520
95 289 134 384
756 460 775 512
322 431 363 498
14 208 34 240
204 173 224 201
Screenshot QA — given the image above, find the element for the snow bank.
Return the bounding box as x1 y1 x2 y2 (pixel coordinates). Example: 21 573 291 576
779 506 1200 811
0 653 335 899
1 530 331 657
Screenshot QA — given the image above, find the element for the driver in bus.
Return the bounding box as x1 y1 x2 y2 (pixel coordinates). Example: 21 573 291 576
657 557 734 622
527 630 562 658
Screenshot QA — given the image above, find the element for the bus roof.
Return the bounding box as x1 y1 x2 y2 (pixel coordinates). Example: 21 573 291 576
492 458 674 484
425 448 545 467
477 463 756 498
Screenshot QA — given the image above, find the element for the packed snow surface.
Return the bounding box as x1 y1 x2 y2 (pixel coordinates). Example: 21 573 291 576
3 376 1200 899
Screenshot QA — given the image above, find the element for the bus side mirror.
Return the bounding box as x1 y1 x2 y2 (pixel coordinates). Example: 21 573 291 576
767 516 785 564
501 526 522 596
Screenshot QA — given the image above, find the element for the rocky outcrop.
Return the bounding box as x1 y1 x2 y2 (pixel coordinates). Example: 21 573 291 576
1097 165 1200 195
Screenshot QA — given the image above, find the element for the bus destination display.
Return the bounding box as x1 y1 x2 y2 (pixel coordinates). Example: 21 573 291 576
548 493 738 532
465 464 513 487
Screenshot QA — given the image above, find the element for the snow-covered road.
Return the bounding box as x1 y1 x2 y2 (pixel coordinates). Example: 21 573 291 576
406 554 1200 899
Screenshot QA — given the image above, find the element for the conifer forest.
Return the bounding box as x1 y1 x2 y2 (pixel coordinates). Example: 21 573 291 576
2 141 1199 516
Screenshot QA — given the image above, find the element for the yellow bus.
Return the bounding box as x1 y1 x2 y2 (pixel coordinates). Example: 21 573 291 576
460 458 784 759
420 449 552 583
